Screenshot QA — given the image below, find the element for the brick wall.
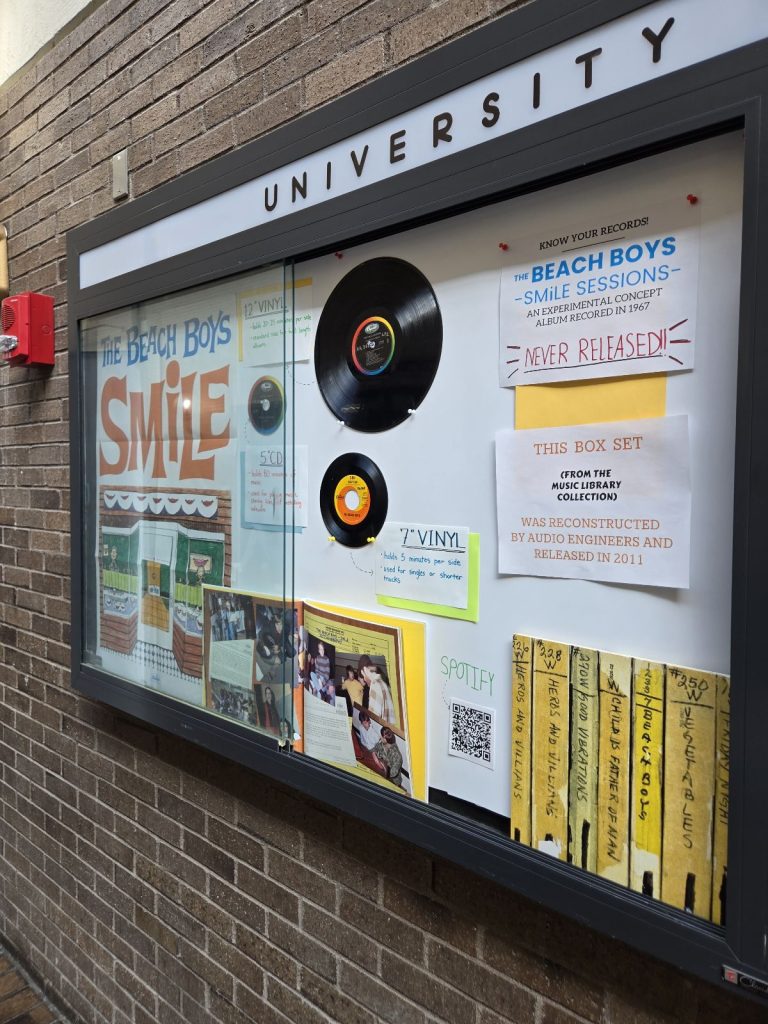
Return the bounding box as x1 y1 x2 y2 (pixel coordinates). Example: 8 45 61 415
0 2 763 1022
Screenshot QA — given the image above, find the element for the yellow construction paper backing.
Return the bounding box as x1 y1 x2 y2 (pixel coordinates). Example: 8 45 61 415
515 375 666 429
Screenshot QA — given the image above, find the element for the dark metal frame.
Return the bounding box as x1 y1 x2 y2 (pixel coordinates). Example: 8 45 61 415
68 0 768 995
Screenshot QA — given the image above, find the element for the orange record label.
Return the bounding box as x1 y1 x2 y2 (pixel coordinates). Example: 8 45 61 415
334 474 371 526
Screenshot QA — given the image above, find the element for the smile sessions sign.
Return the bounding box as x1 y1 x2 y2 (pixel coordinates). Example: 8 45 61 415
80 0 768 288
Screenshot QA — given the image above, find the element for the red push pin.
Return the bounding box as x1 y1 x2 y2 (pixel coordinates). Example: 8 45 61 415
498 242 509 251
335 251 344 259
686 194 699 205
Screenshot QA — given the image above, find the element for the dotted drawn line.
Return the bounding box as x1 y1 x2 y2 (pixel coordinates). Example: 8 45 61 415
286 363 316 386
349 553 373 576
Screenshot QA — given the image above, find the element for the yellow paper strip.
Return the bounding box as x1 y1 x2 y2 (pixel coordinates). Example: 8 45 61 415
510 635 533 846
531 638 570 861
712 674 730 925
630 660 665 898
661 667 716 918
569 645 599 873
596 652 632 885
515 375 666 430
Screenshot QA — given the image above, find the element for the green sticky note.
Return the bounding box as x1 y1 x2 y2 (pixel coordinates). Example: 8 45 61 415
378 533 480 623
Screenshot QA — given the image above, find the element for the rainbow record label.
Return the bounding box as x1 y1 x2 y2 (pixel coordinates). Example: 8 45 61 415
320 453 388 547
314 257 442 432
351 317 395 376
248 376 284 435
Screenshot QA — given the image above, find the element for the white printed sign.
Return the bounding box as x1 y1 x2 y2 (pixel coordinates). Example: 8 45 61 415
209 640 255 689
239 276 313 366
303 694 357 766
375 523 469 609
496 416 691 588
499 198 700 386
243 445 309 528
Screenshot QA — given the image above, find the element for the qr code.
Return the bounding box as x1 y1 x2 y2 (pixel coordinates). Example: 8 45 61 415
449 701 495 770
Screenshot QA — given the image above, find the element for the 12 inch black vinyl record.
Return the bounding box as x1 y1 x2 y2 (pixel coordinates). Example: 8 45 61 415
315 257 442 432
320 453 388 547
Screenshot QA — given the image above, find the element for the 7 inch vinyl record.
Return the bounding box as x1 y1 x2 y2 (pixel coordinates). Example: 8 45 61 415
315 257 442 432
320 453 388 547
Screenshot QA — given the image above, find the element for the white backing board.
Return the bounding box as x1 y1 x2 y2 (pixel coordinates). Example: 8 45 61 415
283 134 742 817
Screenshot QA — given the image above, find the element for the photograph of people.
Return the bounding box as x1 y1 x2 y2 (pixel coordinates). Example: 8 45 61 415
210 680 256 726
210 596 223 641
358 654 395 723
221 600 233 639
371 727 404 788
208 591 257 644
256 616 279 659
233 600 246 638
309 640 333 696
356 710 378 751
253 610 291 687
295 627 308 684
256 605 296 664
256 684 280 735
340 664 363 714
350 711 407 792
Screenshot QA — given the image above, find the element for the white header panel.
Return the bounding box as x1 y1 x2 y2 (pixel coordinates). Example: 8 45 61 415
79 0 768 288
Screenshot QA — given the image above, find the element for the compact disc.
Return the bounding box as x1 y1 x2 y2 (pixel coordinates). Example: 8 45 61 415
314 257 442 432
320 453 388 547
248 376 284 435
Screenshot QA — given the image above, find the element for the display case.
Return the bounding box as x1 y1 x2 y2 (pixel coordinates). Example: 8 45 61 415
69 0 768 1001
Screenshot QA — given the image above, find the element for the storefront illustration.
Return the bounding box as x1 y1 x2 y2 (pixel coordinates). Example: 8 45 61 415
99 487 231 680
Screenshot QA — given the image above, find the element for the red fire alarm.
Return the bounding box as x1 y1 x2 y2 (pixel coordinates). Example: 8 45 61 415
0 292 55 366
